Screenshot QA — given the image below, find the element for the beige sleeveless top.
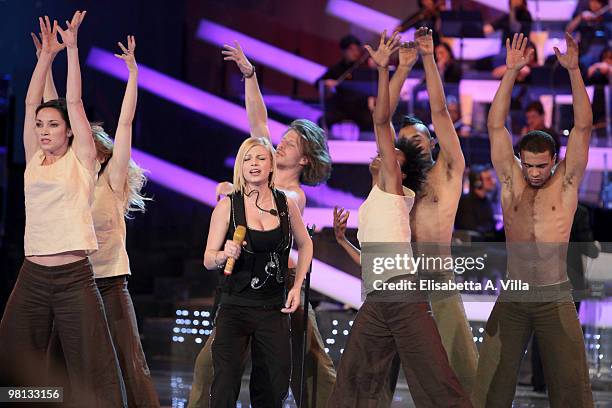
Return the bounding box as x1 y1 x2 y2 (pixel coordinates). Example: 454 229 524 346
88 165 131 279
358 185 416 295
24 148 98 256
358 185 415 244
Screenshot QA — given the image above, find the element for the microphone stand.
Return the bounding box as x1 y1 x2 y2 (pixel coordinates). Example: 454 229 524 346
298 224 316 408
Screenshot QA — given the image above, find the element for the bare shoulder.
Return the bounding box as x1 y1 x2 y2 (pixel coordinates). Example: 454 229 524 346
280 186 306 213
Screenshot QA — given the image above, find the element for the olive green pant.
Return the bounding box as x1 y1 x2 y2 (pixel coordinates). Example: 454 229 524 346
471 297 593 407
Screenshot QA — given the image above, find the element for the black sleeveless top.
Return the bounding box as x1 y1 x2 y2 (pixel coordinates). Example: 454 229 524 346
219 189 292 306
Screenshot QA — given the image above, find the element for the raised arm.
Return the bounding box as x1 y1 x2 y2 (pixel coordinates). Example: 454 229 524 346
24 17 65 163
222 41 271 140
416 27 464 173
488 34 532 182
389 41 417 117
282 198 313 314
333 207 361 265
365 30 403 195
31 32 60 101
555 32 592 185
57 10 96 168
107 36 138 192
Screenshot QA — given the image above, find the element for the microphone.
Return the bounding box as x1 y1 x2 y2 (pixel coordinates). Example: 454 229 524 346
224 225 247 276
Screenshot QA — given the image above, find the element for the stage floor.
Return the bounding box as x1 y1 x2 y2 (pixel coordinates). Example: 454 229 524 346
151 369 612 407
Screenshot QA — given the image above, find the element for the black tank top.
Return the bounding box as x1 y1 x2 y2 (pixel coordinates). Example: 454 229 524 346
220 190 291 306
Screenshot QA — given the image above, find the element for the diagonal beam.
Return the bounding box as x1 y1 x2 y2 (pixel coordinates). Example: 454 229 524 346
86 47 375 164
196 19 327 85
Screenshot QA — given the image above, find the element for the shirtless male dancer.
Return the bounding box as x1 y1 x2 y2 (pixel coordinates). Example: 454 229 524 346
471 32 594 407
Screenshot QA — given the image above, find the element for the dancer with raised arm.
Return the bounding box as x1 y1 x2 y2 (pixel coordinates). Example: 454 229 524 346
39 34 160 407
472 33 594 407
334 27 478 398
328 30 470 407
189 41 334 408
0 12 127 407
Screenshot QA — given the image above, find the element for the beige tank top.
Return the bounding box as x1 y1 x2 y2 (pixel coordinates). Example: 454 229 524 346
358 185 415 244
358 185 416 295
88 165 131 279
24 148 98 256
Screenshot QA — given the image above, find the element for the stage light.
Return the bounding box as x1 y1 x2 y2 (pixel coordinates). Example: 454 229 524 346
195 338 202 344
326 0 400 33
469 0 577 21
196 19 326 84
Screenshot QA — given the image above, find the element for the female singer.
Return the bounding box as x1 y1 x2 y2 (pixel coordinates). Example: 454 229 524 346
203 137 313 407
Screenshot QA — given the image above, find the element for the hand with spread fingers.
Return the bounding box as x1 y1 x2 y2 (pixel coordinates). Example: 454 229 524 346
554 32 580 71
364 29 402 68
399 40 418 69
222 40 254 77
114 35 137 72
333 206 350 244
415 26 434 56
37 16 66 56
57 10 86 49
505 33 533 72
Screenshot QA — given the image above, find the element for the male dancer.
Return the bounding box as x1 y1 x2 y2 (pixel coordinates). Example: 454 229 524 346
471 33 594 407
335 27 478 395
188 41 335 408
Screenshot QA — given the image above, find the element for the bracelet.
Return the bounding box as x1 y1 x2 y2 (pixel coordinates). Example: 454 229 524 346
242 65 256 81
214 252 226 269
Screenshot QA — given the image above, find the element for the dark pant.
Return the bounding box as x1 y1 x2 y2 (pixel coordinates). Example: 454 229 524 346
189 271 337 408
329 298 471 408
47 275 159 407
472 300 593 408
531 301 582 392
0 259 127 408
210 304 290 408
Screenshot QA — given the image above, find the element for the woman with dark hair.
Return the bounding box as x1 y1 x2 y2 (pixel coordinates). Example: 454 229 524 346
0 12 127 407
435 42 462 83
203 136 313 406
35 33 160 406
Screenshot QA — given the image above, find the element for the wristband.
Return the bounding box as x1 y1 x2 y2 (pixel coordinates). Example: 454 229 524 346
242 65 255 81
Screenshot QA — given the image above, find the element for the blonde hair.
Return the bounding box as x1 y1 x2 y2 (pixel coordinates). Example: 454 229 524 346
91 124 151 217
233 138 276 193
